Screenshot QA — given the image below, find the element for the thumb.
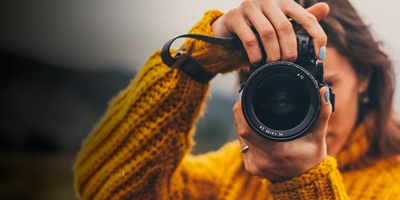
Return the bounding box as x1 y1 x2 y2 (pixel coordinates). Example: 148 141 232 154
306 2 330 21
311 87 333 140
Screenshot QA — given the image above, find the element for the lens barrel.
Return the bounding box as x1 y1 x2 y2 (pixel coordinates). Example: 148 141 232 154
241 61 321 141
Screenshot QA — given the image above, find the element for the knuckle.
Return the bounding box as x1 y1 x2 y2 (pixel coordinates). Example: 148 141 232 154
242 36 258 48
276 21 293 34
237 128 252 139
240 0 255 8
258 28 276 39
267 55 281 62
225 8 240 19
303 13 318 25
282 50 297 61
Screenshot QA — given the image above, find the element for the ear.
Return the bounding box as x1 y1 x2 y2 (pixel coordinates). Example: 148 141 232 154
357 71 371 93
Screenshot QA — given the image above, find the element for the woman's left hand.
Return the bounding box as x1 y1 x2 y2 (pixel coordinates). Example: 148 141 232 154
233 87 332 181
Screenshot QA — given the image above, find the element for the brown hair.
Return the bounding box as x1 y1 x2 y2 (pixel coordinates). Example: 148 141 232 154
238 0 400 158
302 0 400 158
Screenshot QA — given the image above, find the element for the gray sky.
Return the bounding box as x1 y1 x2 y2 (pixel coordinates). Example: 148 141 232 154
1 0 399 110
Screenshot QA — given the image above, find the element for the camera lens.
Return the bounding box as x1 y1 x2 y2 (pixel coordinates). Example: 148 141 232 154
268 90 295 116
242 61 321 141
253 74 310 130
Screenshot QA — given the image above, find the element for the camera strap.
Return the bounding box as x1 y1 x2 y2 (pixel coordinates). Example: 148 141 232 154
161 33 247 84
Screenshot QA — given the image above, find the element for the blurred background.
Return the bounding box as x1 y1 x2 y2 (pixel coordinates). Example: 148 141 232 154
0 0 399 199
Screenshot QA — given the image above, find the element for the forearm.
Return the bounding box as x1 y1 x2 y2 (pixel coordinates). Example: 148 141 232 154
73 9 250 199
73 51 209 199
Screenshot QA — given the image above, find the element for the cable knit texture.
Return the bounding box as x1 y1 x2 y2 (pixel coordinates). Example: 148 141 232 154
184 10 248 75
73 10 400 199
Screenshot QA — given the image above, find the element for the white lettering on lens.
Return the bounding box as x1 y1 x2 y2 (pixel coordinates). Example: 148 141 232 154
262 128 284 137
297 73 304 79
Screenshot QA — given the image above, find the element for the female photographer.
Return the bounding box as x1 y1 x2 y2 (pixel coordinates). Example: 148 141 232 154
74 0 400 199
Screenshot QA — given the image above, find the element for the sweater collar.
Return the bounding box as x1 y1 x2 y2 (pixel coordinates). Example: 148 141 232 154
335 124 370 171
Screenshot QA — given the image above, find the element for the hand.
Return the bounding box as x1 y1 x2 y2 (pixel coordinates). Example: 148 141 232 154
233 87 332 181
211 0 329 63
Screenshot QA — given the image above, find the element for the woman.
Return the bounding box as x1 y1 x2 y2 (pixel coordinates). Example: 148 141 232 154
74 0 400 199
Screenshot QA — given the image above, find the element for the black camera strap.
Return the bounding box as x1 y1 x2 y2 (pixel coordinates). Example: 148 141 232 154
161 33 252 84
160 20 306 83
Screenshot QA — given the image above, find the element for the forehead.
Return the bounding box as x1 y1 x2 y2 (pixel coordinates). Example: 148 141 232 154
323 47 356 78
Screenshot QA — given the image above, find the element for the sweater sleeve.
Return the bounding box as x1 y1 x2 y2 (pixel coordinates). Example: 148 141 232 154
73 50 211 200
267 156 349 200
73 10 246 200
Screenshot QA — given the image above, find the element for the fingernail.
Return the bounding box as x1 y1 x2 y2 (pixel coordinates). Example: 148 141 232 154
234 90 243 103
325 87 330 103
319 46 326 60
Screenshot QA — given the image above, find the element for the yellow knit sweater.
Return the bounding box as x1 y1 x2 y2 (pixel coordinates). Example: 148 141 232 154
73 10 400 199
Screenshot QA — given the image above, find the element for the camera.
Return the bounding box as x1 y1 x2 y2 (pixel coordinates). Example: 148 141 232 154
241 32 335 142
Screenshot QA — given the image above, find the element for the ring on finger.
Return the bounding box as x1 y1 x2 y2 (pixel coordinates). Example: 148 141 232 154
241 145 249 154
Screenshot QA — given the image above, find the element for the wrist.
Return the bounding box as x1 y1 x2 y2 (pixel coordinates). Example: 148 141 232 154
270 156 338 187
267 157 326 182
184 10 248 75
266 157 346 199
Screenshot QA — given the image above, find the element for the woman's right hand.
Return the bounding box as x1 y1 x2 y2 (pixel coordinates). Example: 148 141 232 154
211 0 329 64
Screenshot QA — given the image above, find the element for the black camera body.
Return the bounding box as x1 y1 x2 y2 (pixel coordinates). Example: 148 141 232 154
241 32 335 142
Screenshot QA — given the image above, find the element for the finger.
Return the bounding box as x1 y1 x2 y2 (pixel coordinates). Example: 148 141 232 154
283 2 329 60
228 10 263 64
232 99 253 168
233 99 253 141
233 99 277 151
310 87 332 140
211 15 233 38
261 2 297 62
242 1 281 63
233 99 273 175
233 99 267 144
232 100 264 147
306 2 330 21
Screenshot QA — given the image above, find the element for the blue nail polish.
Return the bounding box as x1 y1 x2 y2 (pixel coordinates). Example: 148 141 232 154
234 90 243 103
319 46 326 60
325 87 330 103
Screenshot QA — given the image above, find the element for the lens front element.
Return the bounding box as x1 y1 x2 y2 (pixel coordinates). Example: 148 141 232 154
268 90 295 116
242 61 321 141
253 74 310 131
